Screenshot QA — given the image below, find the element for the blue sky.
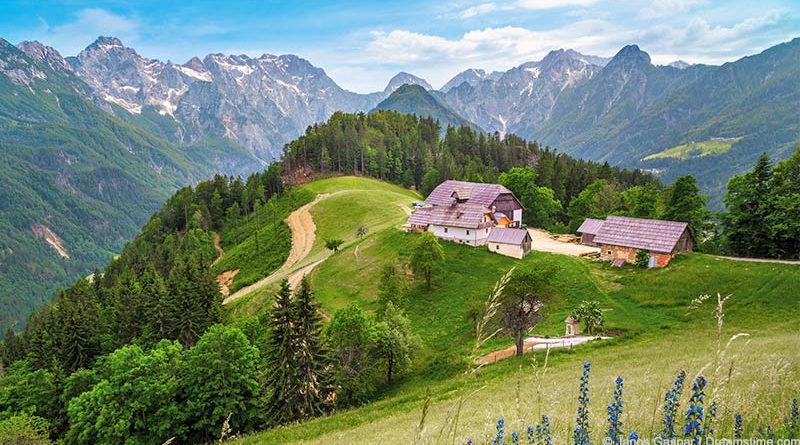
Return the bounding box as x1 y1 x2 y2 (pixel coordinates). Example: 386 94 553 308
2 0 798 92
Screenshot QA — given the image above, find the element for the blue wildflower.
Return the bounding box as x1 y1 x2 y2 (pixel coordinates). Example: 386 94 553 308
683 375 707 445
511 431 520 444
734 413 743 440
527 425 535 445
661 370 687 440
704 400 717 437
789 398 799 440
607 376 625 445
493 416 507 445
574 362 592 445
628 431 639 445
537 415 553 445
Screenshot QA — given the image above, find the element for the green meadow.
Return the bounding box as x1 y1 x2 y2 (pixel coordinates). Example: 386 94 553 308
643 138 742 161
222 177 799 444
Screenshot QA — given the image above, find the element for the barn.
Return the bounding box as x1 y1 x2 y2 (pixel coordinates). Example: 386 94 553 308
591 216 695 267
487 228 532 259
576 218 604 246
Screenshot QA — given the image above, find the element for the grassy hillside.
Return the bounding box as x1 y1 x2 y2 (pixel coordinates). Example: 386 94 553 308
223 176 419 320
642 137 742 161
222 177 800 444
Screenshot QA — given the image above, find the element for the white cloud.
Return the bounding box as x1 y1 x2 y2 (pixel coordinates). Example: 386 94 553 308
639 0 709 19
642 9 790 63
33 8 140 56
365 21 625 67
454 0 600 18
459 2 499 18
515 0 600 10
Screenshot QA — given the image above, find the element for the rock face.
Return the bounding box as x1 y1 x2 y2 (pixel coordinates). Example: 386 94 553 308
441 49 607 137
384 72 433 94
64 37 385 160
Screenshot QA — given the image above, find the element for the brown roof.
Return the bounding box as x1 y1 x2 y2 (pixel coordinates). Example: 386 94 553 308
488 228 531 245
407 203 494 229
577 218 605 235
593 216 691 253
427 180 516 208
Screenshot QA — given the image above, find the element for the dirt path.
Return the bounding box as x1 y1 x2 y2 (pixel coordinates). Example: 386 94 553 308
713 255 800 265
527 228 600 257
222 193 329 304
211 232 224 267
476 336 610 365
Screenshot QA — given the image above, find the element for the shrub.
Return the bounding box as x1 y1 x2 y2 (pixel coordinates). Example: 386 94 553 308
634 249 650 268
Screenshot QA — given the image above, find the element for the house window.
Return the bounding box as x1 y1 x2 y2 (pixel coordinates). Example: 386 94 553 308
466 230 470 235
607 250 612 255
485 228 489 234
496 244 500 250
444 227 448 233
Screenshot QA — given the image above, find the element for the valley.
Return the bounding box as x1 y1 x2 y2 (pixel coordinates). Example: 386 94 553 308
0 7 798 442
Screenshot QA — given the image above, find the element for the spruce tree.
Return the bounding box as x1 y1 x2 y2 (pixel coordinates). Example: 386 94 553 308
265 279 300 425
140 263 170 342
292 277 329 419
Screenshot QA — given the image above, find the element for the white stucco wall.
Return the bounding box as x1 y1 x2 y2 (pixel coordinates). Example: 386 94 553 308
487 241 526 259
429 225 490 247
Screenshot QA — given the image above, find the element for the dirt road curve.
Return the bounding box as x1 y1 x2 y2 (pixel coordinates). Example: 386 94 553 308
527 228 599 257
222 193 329 304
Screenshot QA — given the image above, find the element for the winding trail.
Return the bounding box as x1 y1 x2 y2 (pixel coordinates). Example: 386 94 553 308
222 193 329 304
222 188 415 305
211 232 224 267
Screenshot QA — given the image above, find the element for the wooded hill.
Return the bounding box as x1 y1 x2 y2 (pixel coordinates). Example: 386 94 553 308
282 110 658 228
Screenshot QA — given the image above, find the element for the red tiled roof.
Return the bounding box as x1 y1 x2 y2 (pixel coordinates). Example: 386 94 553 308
577 218 605 235
488 228 531 245
427 180 514 208
407 203 493 229
593 216 691 253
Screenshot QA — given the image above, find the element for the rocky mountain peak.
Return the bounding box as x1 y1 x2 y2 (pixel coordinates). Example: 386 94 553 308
88 36 124 51
667 60 691 69
607 44 652 68
183 56 206 71
384 72 432 94
17 41 71 73
440 68 490 92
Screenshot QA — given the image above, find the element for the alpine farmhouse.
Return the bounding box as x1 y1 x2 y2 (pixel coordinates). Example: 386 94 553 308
406 180 530 258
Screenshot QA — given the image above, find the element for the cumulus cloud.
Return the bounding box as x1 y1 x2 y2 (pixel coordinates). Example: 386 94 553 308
365 20 626 67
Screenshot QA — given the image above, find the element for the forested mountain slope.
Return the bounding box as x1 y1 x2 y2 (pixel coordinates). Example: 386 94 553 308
372 84 479 131
0 39 253 331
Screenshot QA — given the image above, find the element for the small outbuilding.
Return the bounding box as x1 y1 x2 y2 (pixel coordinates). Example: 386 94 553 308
592 216 695 267
576 218 605 246
565 316 580 337
487 228 532 259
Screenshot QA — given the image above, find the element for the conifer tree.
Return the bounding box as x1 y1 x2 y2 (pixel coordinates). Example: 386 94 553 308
292 277 329 419
265 280 300 425
140 263 170 342
53 280 102 372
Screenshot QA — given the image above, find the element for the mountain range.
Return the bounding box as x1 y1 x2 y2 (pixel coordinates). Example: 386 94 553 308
0 34 798 331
